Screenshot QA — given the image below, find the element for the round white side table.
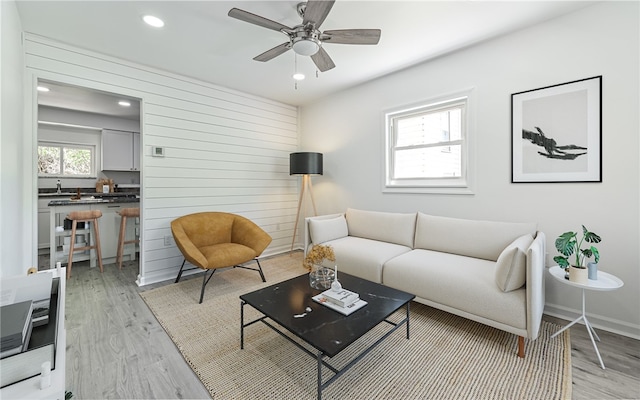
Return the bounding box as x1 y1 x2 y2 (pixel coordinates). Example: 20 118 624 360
548 265 624 369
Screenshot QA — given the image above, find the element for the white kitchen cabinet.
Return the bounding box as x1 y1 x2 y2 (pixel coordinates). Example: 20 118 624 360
38 198 65 250
102 129 140 171
38 199 51 249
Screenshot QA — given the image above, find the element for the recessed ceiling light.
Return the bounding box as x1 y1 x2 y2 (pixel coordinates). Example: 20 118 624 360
37 86 50 92
293 73 305 81
118 101 131 107
143 15 164 28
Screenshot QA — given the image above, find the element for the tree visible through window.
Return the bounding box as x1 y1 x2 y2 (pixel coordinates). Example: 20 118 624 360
384 93 473 193
38 144 93 177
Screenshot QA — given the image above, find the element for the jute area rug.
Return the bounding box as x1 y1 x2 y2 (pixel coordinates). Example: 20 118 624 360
140 253 572 400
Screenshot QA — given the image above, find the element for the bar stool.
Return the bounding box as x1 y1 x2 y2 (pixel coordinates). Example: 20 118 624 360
116 208 140 269
67 210 103 279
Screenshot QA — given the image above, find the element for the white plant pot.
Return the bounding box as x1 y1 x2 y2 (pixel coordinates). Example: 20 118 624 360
569 265 589 284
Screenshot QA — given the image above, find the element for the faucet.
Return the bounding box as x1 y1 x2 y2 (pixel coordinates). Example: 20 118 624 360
56 179 61 194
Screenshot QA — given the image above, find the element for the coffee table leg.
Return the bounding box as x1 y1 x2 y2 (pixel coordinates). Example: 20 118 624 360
240 300 245 349
406 302 411 339
317 351 323 400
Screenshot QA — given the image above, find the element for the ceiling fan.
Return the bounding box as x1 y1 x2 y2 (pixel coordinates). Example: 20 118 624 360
228 0 381 72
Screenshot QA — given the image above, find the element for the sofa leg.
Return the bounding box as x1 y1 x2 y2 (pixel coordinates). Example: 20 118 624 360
517 336 525 358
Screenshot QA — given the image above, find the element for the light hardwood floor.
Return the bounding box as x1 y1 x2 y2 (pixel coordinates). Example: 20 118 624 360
61 256 640 399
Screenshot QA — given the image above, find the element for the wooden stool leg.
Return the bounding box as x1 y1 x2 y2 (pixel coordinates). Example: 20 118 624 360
67 220 77 279
117 215 126 269
92 218 104 273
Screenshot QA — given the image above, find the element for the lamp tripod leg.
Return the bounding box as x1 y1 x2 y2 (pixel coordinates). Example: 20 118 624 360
307 176 318 217
290 176 307 253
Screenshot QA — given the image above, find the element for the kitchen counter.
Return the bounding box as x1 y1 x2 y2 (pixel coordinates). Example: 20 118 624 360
48 196 139 206
48 200 139 269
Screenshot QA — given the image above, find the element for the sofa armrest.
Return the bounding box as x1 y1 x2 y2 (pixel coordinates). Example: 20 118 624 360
526 231 546 339
304 214 344 255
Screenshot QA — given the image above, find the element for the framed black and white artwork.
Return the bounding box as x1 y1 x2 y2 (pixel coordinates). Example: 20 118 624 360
511 76 602 183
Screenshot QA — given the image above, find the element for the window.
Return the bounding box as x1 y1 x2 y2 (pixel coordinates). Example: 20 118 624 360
38 142 95 177
384 91 474 194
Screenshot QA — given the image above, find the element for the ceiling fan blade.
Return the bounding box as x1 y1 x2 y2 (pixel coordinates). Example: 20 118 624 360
310 47 336 72
322 29 381 45
302 0 335 28
253 42 291 62
228 8 291 32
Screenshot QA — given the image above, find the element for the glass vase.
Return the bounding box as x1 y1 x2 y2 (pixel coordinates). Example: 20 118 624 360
309 264 335 290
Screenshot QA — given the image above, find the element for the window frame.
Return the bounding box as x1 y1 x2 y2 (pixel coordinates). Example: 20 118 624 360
37 141 97 178
383 89 475 195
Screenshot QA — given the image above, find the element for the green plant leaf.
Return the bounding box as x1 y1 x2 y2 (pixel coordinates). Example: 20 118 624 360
555 232 576 256
591 246 600 263
583 227 602 244
553 255 569 268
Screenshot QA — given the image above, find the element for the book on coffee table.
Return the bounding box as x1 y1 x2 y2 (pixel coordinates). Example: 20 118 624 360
319 288 359 308
312 293 367 316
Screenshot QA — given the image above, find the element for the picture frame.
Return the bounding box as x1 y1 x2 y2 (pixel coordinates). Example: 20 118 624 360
511 76 602 183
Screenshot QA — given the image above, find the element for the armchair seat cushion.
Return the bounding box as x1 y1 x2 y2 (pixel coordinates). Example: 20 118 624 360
200 243 257 269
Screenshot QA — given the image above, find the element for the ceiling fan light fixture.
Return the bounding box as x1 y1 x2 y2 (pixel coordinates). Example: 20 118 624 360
292 38 320 56
293 73 305 81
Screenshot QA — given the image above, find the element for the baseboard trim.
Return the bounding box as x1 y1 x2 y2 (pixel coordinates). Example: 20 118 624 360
136 247 298 287
544 302 640 340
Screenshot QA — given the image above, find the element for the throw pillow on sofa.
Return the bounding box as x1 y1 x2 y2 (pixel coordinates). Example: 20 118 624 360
309 215 348 244
495 234 534 292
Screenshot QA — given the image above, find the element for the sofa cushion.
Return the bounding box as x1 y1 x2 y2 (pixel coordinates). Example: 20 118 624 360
414 213 537 261
320 236 411 283
346 208 416 248
495 234 534 292
308 215 348 244
383 249 526 329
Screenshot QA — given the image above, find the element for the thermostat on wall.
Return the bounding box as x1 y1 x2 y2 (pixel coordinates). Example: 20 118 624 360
152 146 165 157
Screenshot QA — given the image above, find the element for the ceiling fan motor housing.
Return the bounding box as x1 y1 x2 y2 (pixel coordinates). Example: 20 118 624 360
291 28 321 56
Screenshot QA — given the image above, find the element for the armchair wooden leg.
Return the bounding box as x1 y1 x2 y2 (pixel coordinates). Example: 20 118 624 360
518 336 525 358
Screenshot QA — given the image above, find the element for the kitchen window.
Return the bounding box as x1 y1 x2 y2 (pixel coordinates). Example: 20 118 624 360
38 142 95 177
384 90 475 194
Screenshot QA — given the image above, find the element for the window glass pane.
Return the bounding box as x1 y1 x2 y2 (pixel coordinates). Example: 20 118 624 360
396 108 462 147
38 146 61 175
394 145 462 179
63 147 91 175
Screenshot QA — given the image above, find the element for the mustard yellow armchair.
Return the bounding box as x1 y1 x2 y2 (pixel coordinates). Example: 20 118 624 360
171 212 272 303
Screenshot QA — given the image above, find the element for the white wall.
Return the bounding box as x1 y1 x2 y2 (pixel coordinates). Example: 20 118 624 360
0 0 25 278
300 2 639 338
18 34 299 285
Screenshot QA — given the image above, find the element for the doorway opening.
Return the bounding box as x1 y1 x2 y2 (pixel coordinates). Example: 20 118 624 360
36 79 142 280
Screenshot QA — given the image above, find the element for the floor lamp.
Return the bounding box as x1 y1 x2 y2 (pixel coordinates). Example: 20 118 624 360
290 152 323 252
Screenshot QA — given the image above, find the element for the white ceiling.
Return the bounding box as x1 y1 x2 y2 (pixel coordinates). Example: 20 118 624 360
37 80 141 120
17 0 594 112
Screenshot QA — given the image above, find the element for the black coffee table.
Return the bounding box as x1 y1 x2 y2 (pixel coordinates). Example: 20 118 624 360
240 272 415 399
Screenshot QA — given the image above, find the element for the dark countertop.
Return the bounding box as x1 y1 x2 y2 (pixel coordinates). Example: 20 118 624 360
48 196 139 206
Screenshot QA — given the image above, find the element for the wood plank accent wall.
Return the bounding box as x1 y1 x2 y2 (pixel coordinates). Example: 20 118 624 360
24 35 299 285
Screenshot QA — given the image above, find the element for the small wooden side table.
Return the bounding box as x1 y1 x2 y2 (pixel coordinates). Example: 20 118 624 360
549 265 624 369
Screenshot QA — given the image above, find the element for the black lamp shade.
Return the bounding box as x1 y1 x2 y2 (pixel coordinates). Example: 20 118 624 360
290 152 323 175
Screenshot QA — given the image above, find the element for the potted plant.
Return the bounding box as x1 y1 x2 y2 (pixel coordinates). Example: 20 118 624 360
304 244 336 289
553 225 601 284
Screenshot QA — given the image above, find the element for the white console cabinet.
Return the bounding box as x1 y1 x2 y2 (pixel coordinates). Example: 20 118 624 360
0 268 66 400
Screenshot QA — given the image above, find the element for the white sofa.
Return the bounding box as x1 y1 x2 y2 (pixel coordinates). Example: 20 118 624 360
304 208 546 357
